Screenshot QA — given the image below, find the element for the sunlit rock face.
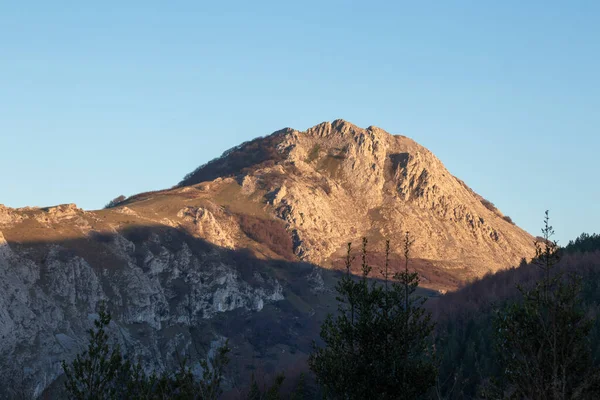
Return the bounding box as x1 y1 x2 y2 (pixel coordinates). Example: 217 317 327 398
0 120 534 396
182 119 533 272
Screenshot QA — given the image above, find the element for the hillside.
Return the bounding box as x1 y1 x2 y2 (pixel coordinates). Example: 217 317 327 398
431 234 600 398
0 120 535 396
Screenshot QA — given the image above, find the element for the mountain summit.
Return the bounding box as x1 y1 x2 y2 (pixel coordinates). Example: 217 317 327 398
172 119 532 275
0 120 534 394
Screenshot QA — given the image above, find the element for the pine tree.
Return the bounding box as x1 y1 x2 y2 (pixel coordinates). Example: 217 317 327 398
388 232 437 399
197 342 231 400
493 211 600 399
246 373 285 400
290 373 311 400
309 236 436 399
247 374 262 400
61 301 129 400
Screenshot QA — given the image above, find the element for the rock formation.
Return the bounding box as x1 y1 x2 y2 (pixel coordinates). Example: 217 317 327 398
0 120 534 396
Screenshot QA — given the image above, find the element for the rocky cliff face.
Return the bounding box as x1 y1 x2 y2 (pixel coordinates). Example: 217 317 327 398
0 120 534 396
180 119 533 276
0 206 295 397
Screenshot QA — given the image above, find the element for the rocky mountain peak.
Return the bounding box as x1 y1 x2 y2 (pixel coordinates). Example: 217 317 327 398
179 120 430 190
0 120 536 395
171 120 534 274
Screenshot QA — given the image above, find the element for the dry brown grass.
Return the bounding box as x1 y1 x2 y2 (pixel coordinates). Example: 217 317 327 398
237 214 295 260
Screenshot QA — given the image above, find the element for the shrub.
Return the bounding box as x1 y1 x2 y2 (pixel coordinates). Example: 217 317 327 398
502 215 514 224
104 195 126 209
480 198 498 213
238 214 295 260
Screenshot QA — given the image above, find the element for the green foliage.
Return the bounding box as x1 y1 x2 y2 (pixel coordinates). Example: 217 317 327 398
246 373 285 400
492 211 599 399
61 302 128 399
309 236 436 399
290 373 311 400
566 232 600 254
434 224 600 398
61 301 230 400
104 195 126 209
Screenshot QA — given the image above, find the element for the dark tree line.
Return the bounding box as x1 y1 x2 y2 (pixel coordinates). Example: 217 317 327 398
488 211 600 399
435 212 600 399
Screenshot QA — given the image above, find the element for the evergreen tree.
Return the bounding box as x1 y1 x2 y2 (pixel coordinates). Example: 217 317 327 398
246 373 285 400
247 374 262 400
493 211 600 399
290 373 311 400
61 301 230 400
389 232 437 399
309 236 436 399
62 301 129 400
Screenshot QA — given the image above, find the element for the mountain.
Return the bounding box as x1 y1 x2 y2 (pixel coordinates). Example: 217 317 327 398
131 119 532 283
189 119 534 278
0 120 534 396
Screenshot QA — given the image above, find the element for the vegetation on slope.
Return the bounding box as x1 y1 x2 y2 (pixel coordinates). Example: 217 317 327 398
433 217 600 399
309 237 436 399
178 132 288 187
29 212 600 399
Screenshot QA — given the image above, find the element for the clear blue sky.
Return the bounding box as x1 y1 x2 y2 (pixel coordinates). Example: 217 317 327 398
1 1 598 244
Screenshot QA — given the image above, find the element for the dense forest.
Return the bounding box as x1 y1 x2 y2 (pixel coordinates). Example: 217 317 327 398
22 219 600 399
432 230 600 399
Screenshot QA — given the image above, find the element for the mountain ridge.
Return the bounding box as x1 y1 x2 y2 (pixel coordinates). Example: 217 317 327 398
0 119 536 395
3 119 534 279
170 119 533 275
